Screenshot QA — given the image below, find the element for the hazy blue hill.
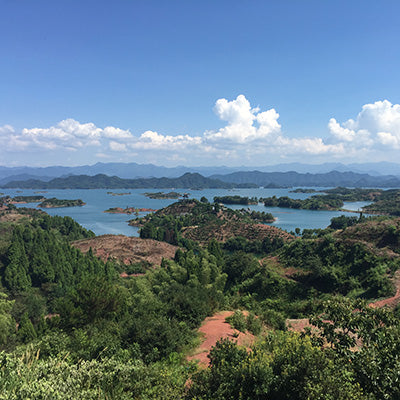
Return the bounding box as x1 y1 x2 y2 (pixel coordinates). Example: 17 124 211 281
1 172 238 189
4 170 400 189
1 161 400 182
0 174 57 185
211 170 400 187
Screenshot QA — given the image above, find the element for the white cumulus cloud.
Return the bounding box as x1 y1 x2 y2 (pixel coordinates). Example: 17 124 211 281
328 100 400 148
205 94 281 143
103 126 133 139
4 96 400 166
130 130 202 150
109 141 128 152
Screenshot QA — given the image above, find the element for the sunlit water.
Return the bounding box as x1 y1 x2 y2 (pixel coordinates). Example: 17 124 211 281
3 187 371 236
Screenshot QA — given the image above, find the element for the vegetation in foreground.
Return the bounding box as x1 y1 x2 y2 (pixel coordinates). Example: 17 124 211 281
0 202 399 398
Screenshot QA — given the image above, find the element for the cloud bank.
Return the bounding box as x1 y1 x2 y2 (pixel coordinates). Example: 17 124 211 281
328 100 400 148
2 96 400 166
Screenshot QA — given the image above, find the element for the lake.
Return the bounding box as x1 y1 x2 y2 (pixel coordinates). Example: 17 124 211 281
3 187 370 236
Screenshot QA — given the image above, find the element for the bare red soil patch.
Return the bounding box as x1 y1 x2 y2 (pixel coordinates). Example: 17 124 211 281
286 318 313 333
72 234 179 266
182 222 293 245
369 270 400 309
187 311 255 367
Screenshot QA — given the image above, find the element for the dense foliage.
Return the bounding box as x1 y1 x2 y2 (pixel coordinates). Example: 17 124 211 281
279 234 398 298
187 298 400 400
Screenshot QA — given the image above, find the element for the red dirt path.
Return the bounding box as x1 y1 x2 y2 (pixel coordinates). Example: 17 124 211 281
287 270 400 334
187 311 255 367
369 270 400 309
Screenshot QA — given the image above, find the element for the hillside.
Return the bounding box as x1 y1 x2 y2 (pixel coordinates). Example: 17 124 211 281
72 234 179 266
131 199 292 245
334 217 400 255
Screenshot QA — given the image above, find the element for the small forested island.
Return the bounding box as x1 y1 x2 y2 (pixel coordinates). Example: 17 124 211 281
106 191 131 196
1 195 46 207
213 195 258 205
289 188 317 193
38 197 86 208
7 195 46 203
262 194 343 210
104 206 157 214
143 191 182 199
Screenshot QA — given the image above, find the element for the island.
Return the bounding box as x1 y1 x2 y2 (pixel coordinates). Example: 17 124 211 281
289 188 318 193
262 195 343 211
38 198 86 208
106 191 131 196
129 199 281 245
214 195 258 205
104 206 157 214
143 191 183 199
11 195 46 203
261 188 400 216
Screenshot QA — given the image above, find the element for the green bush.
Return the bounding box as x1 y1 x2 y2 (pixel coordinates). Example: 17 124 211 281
225 310 247 332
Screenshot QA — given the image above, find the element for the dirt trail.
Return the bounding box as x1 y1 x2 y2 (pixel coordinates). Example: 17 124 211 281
187 311 255 367
287 270 400 334
368 270 400 309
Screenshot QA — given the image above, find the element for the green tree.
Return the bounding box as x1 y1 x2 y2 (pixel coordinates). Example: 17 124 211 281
17 312 37 343
0 292 14 344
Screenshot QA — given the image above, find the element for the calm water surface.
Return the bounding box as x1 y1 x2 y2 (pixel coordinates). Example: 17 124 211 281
4 187 370 236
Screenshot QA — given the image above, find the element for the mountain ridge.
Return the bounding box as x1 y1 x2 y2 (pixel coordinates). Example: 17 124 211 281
3 170 400 189
1 161 400 183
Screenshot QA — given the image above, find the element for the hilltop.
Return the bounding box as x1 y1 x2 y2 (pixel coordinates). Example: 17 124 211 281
334 216 400 256
130 199 292 246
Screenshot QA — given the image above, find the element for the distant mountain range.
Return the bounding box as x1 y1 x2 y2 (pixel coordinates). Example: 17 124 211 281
210 170 400 188
1 173 251 190
2 170 400 189
1 161 400 184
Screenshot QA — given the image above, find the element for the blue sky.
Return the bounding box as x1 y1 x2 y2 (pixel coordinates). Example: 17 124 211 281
1 0 400 167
